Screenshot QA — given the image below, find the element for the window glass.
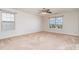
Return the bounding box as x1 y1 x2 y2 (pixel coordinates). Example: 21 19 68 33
1 12 15 31
49 16 63 29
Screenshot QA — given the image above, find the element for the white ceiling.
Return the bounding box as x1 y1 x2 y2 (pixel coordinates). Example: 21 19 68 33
15 8 79 15
0 8 79 16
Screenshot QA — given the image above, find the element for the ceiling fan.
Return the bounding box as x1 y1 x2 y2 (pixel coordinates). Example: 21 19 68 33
40 8 52 15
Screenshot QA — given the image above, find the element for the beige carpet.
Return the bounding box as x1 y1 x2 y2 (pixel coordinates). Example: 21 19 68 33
0 31 79 50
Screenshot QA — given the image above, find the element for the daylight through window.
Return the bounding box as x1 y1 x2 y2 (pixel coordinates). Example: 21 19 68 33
1 12 15 31
49 16 63 29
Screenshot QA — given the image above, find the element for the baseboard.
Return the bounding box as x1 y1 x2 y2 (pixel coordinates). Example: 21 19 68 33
48 31 79 37
0 31 79 39
0 31 42 39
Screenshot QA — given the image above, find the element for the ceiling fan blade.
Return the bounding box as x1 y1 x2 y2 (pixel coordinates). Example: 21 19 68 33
48 11 52 13
40 8 52 15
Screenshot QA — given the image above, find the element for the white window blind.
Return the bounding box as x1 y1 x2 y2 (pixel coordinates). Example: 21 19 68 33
1 12 15 31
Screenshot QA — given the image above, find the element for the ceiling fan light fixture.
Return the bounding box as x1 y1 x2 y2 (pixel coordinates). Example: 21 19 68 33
40 8 52 15
41 12 48 15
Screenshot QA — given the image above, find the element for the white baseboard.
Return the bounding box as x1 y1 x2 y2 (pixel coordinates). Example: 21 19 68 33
0 31 42 39
48 31 79 37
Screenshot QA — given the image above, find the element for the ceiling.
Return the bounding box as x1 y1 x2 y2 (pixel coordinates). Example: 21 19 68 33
0 8 79 16
15 8 79 15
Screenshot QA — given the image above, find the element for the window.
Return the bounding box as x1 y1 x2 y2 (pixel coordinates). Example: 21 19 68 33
49 16 63 29
1 12 15 31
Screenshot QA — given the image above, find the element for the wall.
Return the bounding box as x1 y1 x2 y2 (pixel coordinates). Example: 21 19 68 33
78 12 79 36
0 9 42 39
0 11 1 32
0 9 79 39
78 11 79 36
42 11 79 36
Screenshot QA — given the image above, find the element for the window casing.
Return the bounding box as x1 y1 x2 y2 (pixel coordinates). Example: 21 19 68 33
49 16 63 29
1 12 15 31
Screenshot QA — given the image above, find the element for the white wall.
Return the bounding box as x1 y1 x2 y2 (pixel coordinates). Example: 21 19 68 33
0 11 1 32
0 9 79 39
0 10 42 39
78 11 79 36
42 11 79 36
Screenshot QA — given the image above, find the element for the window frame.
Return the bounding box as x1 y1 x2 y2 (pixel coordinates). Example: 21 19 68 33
49 16 63 29
1 12 15 32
